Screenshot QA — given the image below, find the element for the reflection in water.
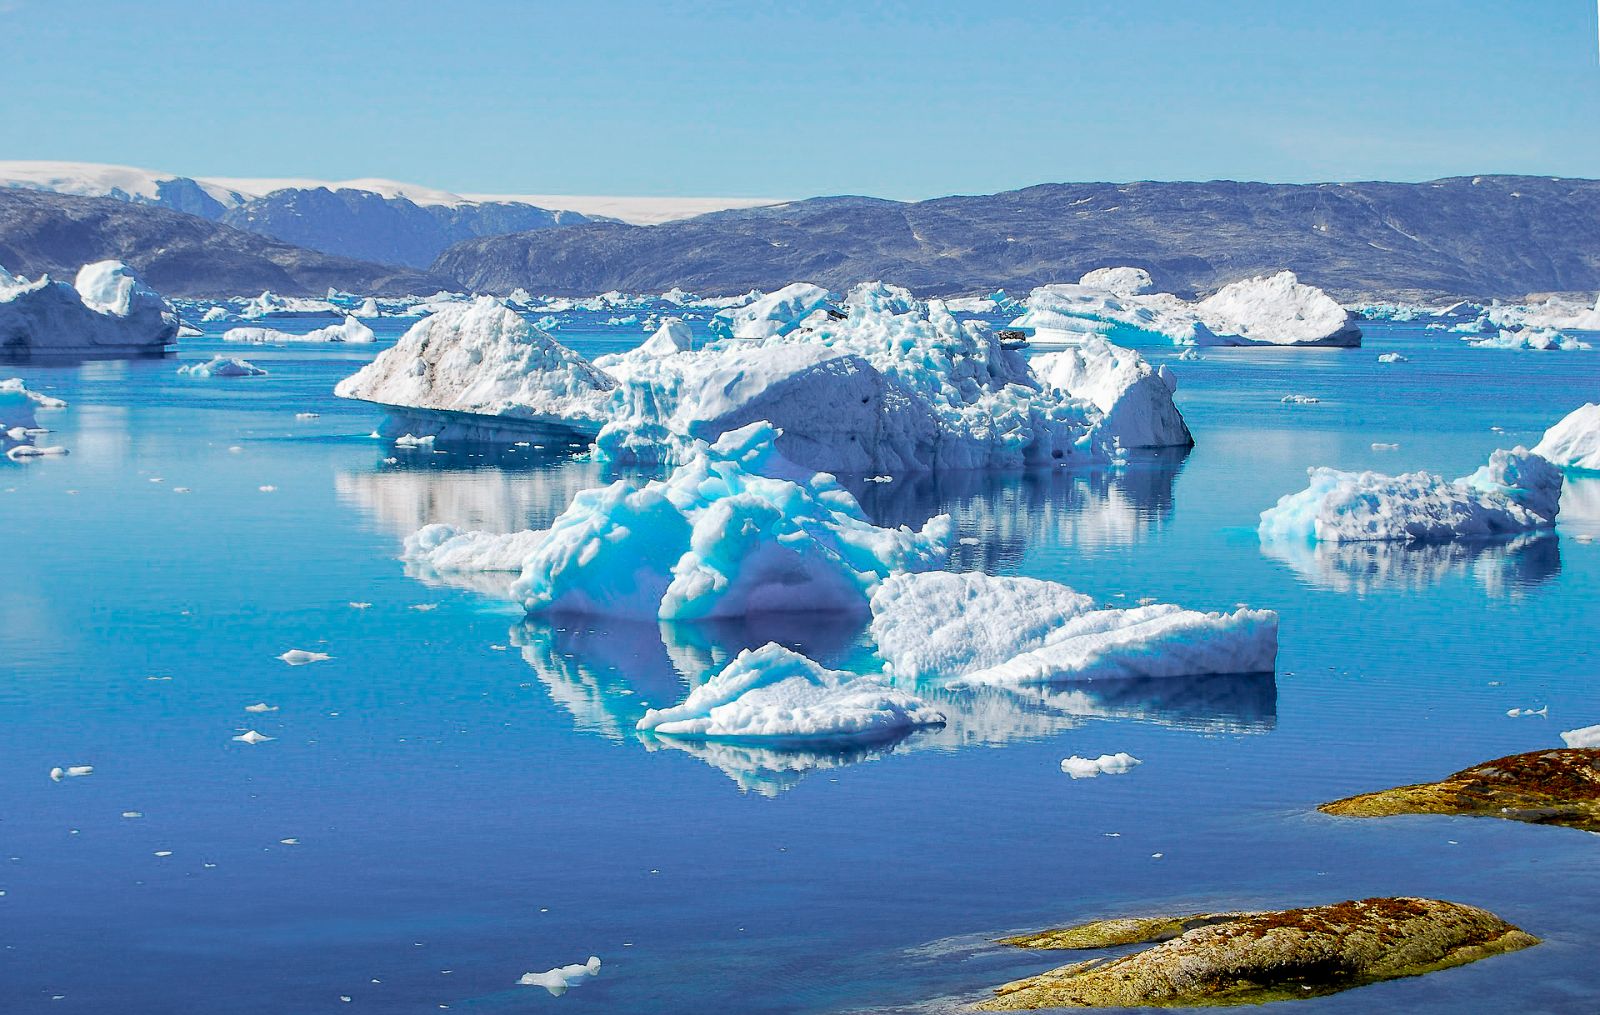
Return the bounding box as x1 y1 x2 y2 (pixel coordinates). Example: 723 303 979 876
510 612 1273 796
848 449 1187 569
1261 533 1560 597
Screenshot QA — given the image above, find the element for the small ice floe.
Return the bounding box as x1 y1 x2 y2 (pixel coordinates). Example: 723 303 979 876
173 487 191 493
1506 706 1547 718
1371 442 1400 450
349 602 372 609
148 477 164 483
865 475 894 483
233 730 275 744
122 811 143 819
958 536 980 546
259 485 277 492
154 851 173 857
394 433 435 448
245 703 278 713
1377 352 1409 364
6 444 68 460
382 456 399 464
295 412 320 420
1560 724 1600 748
177 356 267 378
1280 394 1320 405
49 765 93 781
518 956 601 996
1060 753 1142 779
1177 348 1201 361
278 649 331 665
410 603 438 612
279 838 299 845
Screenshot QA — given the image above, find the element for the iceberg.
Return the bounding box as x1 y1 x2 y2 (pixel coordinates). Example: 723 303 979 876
1078 266 1154 297
1009 283 1215 347
1561 724 1600 749
177 355 267 378
1468 328 1591 352
1533 404 1600 472
1061 752 1142 778
238 291 338 319
1259 448 1562 544
223 316 375 344
870 571 1278 686
518 957 601 996
334 297 615 441
1196 271 1361 347
636 316 695 356
0 261 177 359
1 377 67 456
708 282 833 340
1032 336 1192 448
636 643 944 741
405 422 953 620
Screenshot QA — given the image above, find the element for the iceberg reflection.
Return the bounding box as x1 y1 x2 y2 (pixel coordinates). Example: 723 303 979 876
1261 532 1560 597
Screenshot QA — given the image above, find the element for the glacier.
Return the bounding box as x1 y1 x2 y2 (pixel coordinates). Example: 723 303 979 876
1259 448 1563 544
869 571 1278 686
0 261 177 359
1533 404 1600 472
635 643 944 741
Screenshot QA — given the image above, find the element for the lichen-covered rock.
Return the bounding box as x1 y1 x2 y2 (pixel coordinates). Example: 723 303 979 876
1320 748 1600 832
978 897 1536 1010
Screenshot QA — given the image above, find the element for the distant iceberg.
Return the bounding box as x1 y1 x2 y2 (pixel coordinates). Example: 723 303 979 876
1078 266 1154 297
404 422 953 620
1009 282 1216 347
1259 448 1562 544
223 316 374 344
0 260 177 359
708 282 833 340
870 571 1278 686
1533 404 1600 472
1196 271 1361 347
178 355 267 378
1467 327 1591 352
238 290 339 319
636 643 944 741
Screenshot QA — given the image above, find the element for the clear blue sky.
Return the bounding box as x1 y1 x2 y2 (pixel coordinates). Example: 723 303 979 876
2 0 1597 199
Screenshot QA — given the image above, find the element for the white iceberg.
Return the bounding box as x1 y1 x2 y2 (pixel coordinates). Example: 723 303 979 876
1 377 67 455
334 297 614 440
1259 447 1562 544
178 355 267 378
0 261 177 358
1061 752 1142 778
1377 352 1408 364
238 291 339 319
1032 335 1191 448
519 956 600 996
1196 271 1361 347
870 571 1278 686
1009 283 1215 347
404 422 953 620
636 643 944 741
636 316 695 356
232 730 274 744
49 765 93 780
1078 266 1154 298
1560 724 1600 748
223 315 374 344
709 282 833 340
1468 327 1591 352
278 649 331 666
1534 404 1600 472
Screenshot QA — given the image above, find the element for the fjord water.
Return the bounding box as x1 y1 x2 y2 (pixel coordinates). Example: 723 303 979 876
3 320 1598 1014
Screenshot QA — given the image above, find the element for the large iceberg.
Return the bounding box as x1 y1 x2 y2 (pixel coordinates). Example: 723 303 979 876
0 261 177 359
636 643 944 741
1032 336 1191 448
870 571 1278 686
1196 271 1361 347
1008 283 1216 348
335 297 615 440
403 422 953 620
1533 404 1600 472
1259 448 1562 544
223 316 374 344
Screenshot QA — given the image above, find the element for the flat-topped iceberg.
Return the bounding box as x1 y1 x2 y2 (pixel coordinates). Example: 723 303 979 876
178 355 267 378
1534 404 1600 472
870 571 1278 686
1196 271 1361 347
404 422 953 620
223 316 374 344
1259 448 1562 544
636 643 944 741
335 297 615 439
0 261 177 359
1009 283 1215 347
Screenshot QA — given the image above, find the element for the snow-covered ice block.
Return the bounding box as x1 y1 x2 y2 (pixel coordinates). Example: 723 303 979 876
710 282 833 340
1533 404 1600 472
223 316 374 344
1078 266 1154 298
178 355 267 378
1061 752 1141 778
870 571 1278 686
519 956 600 996
1196 271 1361 347
407 422 953 620
1259 447 1562 544
636 643 944 741
1032 335 1192 448
0 260 176 357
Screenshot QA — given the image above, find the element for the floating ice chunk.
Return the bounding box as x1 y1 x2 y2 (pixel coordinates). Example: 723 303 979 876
411 422 952 620
1077 266 1154 297
49 765 93 781
224 316 374 344
1560 724 1600 748
1281 394 1320 405
870 571 1278 686
1176 348 1201 361
1061 752 1142 778
201 305 230 322
0 260 177 356
711 282 833 340
394 433 435 448
637 316 695 356
233 730 274 744
1031 335 1192 448
1259 447 1562 544
258 485 277 492
1 378 69 456
239 291 339 319
1469 327 1591 351
518 956 601 996
348 602 372 609
636 643 945 740
1197 271 1360 347
6 444 67 460
1506 706 1547 718
295 412 320 420
1533 404 1600 472
278 649 331 666
1011 283 1214 347
1377 352 1409 363
1371 442 1400 450
244 703 278 713
178 355 267 378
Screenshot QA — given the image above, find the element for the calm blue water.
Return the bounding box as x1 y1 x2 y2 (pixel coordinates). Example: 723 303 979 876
3 317 1598 1014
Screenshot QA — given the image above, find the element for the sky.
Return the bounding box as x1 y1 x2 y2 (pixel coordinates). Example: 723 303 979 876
1 0 1597 200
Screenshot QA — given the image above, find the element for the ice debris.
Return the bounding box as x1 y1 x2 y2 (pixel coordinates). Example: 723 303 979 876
224 316 374 344
278 649 331 666
177 355 267 378
1061 753 1142 779
518 956 601 996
